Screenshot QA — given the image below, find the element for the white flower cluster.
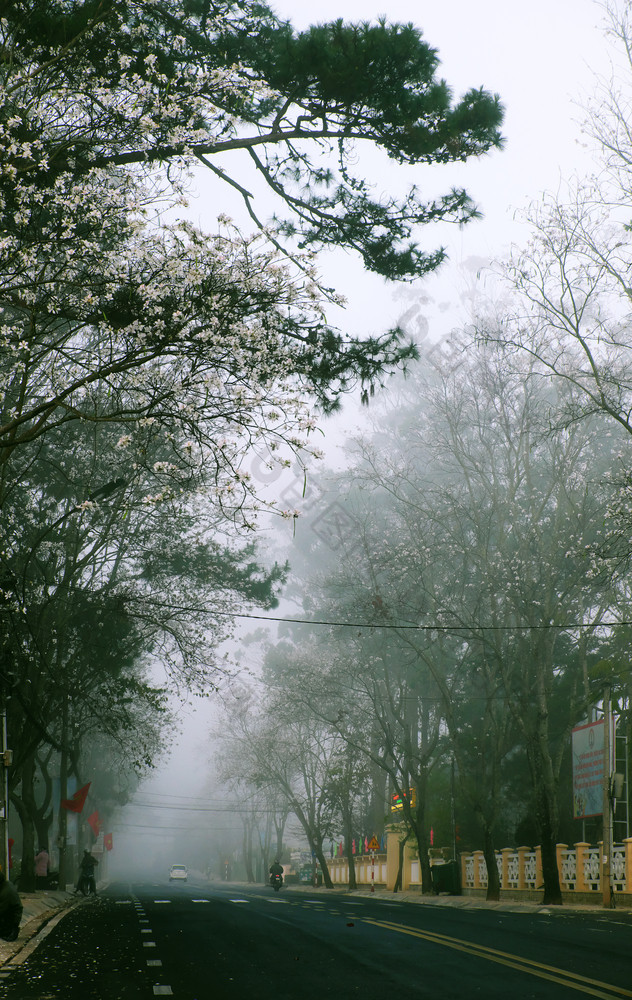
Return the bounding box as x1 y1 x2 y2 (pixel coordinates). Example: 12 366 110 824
0 1 334 523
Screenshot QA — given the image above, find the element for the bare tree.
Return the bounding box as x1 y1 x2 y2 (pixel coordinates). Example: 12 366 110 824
299 340 629 903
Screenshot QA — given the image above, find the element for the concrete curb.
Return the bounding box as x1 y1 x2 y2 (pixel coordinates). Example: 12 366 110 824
281 883 632 916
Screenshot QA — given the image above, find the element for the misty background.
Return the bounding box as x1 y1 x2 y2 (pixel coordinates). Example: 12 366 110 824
105 0 627 887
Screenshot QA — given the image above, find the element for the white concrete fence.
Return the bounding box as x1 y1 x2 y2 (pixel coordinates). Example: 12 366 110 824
461 840 632 897
325 832 632 903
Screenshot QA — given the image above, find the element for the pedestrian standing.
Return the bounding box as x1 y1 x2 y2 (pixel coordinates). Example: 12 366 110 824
34 847 49 889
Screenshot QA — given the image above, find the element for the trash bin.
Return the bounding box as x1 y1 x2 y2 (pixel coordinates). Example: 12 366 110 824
431 860 460 895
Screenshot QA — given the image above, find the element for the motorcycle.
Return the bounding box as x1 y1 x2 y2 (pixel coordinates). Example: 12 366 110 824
76 872 97 896
269 872 283 892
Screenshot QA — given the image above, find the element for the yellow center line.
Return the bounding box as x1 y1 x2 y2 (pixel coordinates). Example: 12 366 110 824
363 919 632 1000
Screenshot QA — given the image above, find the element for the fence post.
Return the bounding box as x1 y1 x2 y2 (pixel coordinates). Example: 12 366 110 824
574 843 589 893
623 838 632 893
501 847 512 891
535 846 543 891
517 846 530 889
556 843 568 890
472 850 484 889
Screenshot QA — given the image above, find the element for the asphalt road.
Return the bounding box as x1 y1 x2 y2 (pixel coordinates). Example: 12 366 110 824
1 879 631 999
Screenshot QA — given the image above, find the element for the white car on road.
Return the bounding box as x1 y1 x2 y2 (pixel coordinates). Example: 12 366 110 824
169 864 188 882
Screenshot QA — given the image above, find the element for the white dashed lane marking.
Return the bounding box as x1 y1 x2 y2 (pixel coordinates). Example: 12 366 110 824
113 898 171 996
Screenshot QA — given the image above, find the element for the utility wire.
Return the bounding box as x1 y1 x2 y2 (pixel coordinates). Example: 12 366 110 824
60 587 632 633
92 590 632 632
130 802 262 812
197 610 627 632
16 579 631 633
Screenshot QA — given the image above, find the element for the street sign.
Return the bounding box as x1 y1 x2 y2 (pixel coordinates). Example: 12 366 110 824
391 788 416 811
368 836 380 851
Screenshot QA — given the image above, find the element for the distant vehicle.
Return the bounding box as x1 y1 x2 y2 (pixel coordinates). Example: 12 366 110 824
169 864 188 882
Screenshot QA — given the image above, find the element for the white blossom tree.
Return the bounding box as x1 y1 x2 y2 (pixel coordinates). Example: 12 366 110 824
1 0 505 514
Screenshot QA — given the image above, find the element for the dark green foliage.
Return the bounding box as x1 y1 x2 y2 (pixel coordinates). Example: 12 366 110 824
226 18 503 164
214 14 503 278
2 1 504 282
141 539 287 610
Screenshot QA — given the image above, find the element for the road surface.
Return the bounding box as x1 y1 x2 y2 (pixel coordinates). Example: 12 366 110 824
1 878 630 999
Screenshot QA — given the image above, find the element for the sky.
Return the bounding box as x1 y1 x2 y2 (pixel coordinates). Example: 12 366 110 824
266 0 611 339
180 0 613 345
112 0 617 868
244 0 616 544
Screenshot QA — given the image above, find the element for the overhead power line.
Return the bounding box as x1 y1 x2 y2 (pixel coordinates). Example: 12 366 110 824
16 579 630 633
113 822 239 832
125 600 630 633
131 802 251 812
126 801 287 814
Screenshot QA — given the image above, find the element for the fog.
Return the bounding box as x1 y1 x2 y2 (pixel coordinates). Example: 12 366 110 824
107 0 621 885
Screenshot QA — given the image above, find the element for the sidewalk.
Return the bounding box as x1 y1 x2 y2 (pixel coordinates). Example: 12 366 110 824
0 889 79 967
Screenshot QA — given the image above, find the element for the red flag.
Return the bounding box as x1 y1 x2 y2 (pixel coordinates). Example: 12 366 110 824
61 782 91 813
104 833 113 852
87 810 102 836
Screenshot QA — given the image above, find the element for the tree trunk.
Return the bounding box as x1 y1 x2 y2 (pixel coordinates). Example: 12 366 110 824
368 751 387 836
482 823 500 902
273 813 286 860
33 751 53 853
410 790 432 893
346 839 357 889
57 701 69 889
341 806 357 889
528 731 562 905
14 752 36 891
286 798 334 888
393 832 409 892
536 783 562 905
314 843 333 888
242 819 255 883
34 812 52 855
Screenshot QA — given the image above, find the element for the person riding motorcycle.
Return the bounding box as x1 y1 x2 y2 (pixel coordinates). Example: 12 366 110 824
269 859 283 889
269 860 283 879
269 859 283 891
75 850 98 895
